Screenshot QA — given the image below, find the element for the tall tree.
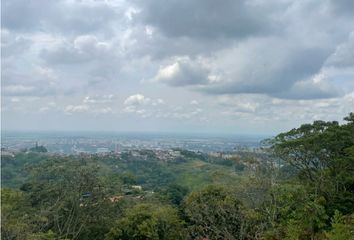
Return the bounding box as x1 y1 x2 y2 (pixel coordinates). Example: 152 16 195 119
183 185 246 240
105 203 185 240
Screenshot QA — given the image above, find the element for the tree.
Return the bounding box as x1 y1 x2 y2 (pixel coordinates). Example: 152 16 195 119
183 185 245 240
28 230 57 240
159 184 189 205
105 203 185 240
263 184 328 239
267 113 354 214
21 157 118 240
1 188 33 240
325 210 354 240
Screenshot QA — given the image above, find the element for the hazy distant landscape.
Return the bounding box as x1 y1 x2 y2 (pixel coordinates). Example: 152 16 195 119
1 131 265 154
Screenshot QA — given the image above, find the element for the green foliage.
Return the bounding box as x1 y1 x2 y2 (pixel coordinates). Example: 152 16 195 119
105 203 185 240
28 230 57 240
184 185 245 239
265 184 328 239
18 157 124 240
119 172 137 185
268 113 354 215
325 210 354 240
1 188 33 240
1 152 49 188
283 219 303 240
158 183 189 205
262 113 354 239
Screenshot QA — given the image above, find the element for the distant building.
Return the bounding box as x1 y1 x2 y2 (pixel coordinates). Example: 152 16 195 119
209 152 223 158
96 147 109 154
109 195 123 202
131 185 142 190
115 144 120 153
1 148 16 157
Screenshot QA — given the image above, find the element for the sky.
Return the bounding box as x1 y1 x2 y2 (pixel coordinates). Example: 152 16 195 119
1 0 354 135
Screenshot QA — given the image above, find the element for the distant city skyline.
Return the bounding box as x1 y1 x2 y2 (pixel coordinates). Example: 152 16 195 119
2 0 354 135
1 131 264 154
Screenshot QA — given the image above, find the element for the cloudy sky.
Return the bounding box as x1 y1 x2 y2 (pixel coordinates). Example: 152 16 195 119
2 0 354 135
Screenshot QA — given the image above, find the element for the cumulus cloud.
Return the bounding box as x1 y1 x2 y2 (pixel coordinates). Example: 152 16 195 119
62 94 115 115
216 92 354 125
83 95 115 104
123 94 167 116
122 94 206 121
152 57 209 86
64 103 113 115
64 104 90 114
124 94 151 106
41 35 115 65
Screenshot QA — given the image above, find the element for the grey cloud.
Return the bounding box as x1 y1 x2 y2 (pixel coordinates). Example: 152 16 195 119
133 0 272 39
216 93 354 125
1 30 32 58
198 37 333 99
2 0 119 34
330 0 354 15
325 33 354 68
128 26 233 59
135 0 353 100
41 35 116 65
2 0 55 31
1 64 74 97
2 83 58 97
39 35 124 92
274 79 341 100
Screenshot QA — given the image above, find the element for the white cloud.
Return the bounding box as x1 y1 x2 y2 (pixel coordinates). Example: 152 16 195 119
39 107 50 112
123 94 165 116
152 57 209 86
33 65 56 80
10 97 21 103
83 95 114 104
124 94 151 105
94 107 113 114
64 104 90 114
3 85 35 95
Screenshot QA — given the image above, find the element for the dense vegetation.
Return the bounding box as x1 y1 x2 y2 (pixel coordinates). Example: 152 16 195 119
1 113 354 239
